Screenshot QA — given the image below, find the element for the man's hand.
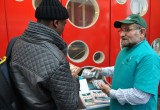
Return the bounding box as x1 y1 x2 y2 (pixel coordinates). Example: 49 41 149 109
98 82 111 95
71 67 80 78
70 63 81 78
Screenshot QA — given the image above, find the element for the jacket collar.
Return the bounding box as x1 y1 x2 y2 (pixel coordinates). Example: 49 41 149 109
22 21 67 55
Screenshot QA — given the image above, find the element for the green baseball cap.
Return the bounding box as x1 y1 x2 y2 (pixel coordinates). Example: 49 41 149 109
114 14 147 28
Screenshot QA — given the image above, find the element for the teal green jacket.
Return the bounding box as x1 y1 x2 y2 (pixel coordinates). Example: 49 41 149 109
110 40 160 110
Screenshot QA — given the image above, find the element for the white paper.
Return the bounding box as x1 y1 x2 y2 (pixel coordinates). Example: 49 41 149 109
79 79 90 94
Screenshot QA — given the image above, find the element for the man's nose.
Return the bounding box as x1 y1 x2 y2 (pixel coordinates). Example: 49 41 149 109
120 32 126 38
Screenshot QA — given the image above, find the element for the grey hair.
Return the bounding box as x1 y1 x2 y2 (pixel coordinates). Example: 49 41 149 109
135 24 147 37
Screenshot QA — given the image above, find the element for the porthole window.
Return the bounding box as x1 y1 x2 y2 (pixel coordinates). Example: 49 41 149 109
67 40 89 63
116 0 127 4
130 0 148 16
66 0 99 28
32 0 42 9
93 51 105 64
151 38 160 56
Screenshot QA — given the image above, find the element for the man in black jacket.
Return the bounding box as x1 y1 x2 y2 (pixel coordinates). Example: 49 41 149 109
9 0 79 110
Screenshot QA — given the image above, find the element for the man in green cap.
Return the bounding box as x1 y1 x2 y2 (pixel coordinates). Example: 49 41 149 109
91 14 160 110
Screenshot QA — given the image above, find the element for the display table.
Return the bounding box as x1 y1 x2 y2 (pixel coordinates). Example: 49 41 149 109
80 104 110 110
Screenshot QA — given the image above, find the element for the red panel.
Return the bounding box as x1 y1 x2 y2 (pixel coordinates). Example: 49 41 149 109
0 0 8 58
5 0 36 41
149 0 160 95
149 0 160 44
62 0 110 67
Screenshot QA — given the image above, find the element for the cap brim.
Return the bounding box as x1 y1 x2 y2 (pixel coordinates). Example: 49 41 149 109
114 20 135 28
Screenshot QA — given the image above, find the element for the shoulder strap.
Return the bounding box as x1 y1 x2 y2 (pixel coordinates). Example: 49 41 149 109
6 37 18 60
0 37 19 84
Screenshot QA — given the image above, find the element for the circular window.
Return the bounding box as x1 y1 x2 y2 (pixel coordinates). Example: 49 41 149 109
32 0 42 9
116 0 127 4
151 38 160 56
67 40 89 63
66 0 99 28
130 0 148 16
93 51 105 64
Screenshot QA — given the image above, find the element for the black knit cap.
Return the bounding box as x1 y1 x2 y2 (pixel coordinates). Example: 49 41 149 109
35 0 69 20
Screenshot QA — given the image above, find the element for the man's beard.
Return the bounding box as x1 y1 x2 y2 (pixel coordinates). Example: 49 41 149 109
121 43 135 48
121 39 137 48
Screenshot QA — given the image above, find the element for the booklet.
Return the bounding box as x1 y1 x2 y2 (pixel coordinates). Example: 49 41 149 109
81 68 99 79
79 89 110 106
90 90 110 104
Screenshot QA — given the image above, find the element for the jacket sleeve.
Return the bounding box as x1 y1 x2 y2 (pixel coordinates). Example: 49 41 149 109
47 61 79 110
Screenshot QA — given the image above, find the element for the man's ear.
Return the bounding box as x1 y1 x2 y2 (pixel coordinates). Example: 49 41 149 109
139 28 146 39
139 28 146 35
53 20 59 28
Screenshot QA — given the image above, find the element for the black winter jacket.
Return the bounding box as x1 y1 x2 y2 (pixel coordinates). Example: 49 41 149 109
9 21 79 110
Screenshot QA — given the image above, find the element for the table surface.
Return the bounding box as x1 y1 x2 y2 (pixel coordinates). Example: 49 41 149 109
79 103 110 110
